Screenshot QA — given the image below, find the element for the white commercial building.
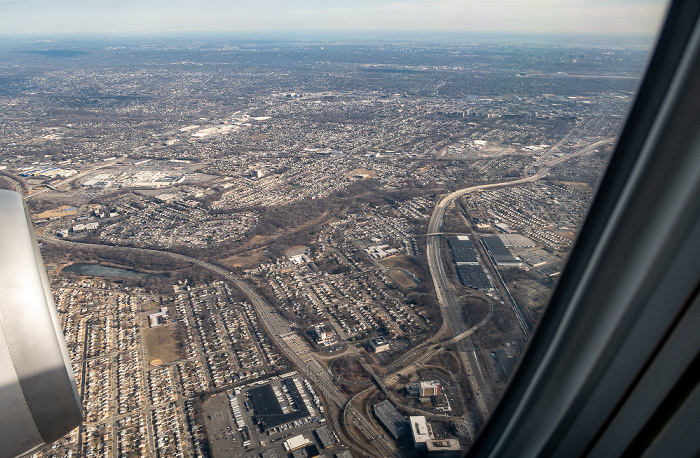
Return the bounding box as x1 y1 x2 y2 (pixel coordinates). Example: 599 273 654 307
283 434 310 452
369 337 390 353
409 416 433 450
419 380 440 397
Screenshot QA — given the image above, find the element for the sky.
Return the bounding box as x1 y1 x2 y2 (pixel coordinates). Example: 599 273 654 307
0 0 668 37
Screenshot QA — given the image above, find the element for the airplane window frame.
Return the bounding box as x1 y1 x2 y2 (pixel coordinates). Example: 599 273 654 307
466 0 700 456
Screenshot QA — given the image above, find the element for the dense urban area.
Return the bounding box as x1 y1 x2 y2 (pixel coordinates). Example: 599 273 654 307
0 35 650 457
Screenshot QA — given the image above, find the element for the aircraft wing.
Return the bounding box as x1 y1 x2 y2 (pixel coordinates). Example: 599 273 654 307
0 190 82 458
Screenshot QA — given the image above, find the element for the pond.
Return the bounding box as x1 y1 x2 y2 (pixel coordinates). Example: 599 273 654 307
62 263 160 279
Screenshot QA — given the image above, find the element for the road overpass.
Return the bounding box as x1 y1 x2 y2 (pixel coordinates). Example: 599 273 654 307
425 138 611 422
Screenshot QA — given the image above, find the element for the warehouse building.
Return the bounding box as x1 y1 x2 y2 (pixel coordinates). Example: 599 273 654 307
482 235 522 266
447 236 479 265
373 400 409 439
498 233 536 248
284 434 311 452
455 265 493 291
314 426 337 449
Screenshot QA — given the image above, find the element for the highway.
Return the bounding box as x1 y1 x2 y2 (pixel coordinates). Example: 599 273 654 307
380 297 493 376
38 235 398 457
29 138 608 455
425 138 611 421
426 177 539 419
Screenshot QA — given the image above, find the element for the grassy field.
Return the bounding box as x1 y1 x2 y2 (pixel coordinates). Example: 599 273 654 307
384 255 420 273
222 250 264 269
460 296 491 327
387 269 417 289
35 205 79 219
382 255 421 288
555 230 577 240
382 254 414 270
144 324 183 365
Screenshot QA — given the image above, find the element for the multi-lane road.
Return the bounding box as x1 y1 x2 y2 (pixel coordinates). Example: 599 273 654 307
426 173 547 419
39 235 397 457
425 138 611 421
32 137 610 456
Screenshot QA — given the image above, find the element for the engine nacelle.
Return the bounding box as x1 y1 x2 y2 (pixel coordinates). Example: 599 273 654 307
0 190 82 457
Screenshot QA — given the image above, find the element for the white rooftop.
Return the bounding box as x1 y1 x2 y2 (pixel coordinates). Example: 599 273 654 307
410 416 431 443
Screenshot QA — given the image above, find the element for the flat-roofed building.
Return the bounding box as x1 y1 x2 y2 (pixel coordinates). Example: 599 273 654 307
455 264 492 291
148 307 168 328
284 434 311 452
314 426 337 449
498 233 536 248
419 380 440 397
410 416 433 450
312 324 334 346
447 236 479 265
364 244 399 259
261 449 281 458
406 383 420 396
539 265 562 277
482 235 522 266
373 400 409 439
368 337 390 353
426 439 462 457
297 444 320 458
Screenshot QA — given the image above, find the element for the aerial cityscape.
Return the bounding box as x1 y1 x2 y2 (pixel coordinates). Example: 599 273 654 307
0 34 651 457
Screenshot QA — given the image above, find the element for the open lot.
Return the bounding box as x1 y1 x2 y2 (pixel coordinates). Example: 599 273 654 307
382 254 415 271
347 168 378 178
202 393 239 458
387 269 418 288
222 250 265 269
35 205 79 219
144 324 184 365
381 255 422 286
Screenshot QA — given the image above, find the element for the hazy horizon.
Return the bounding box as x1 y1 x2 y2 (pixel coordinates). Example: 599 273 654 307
0 0 668 38
0 31 661 52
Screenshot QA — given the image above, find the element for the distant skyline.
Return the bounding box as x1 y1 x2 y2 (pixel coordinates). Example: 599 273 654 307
0 0 668 37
